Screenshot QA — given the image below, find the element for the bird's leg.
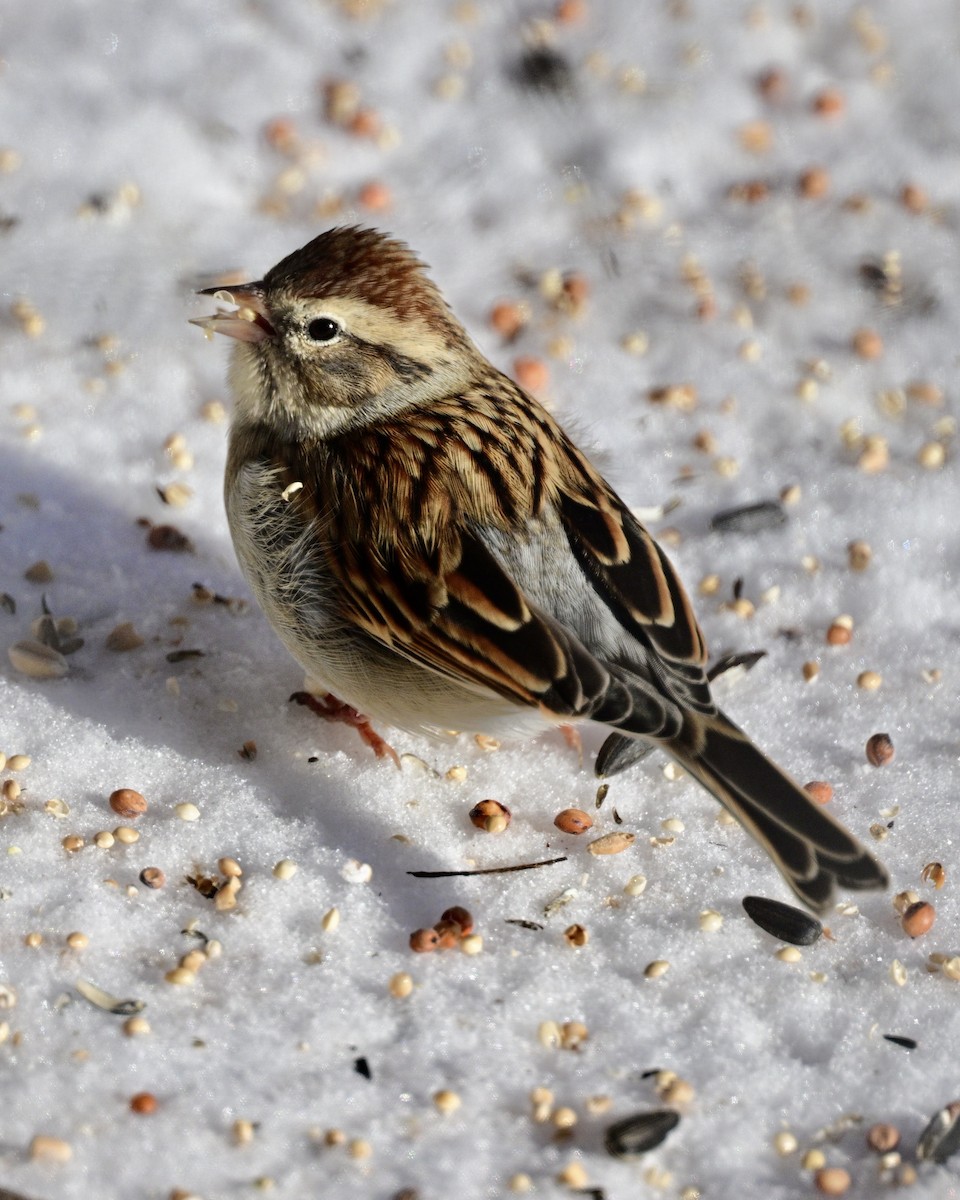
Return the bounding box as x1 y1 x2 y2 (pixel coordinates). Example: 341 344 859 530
289 691 401 768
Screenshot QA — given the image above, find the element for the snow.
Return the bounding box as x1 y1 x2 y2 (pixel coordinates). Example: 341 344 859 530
1 2 959 1198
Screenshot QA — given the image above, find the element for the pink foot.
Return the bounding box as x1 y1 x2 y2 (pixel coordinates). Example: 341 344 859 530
290 691 401 768
560 723 583 765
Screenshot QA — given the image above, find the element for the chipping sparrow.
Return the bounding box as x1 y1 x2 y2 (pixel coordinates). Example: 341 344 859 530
192 226 887 911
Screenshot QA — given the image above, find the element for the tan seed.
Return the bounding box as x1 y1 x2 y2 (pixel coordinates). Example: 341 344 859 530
347 1137 371 1160
460 933 483 956
123 1015 151 1036
852 327 883 359
113 826 140 844
179 949 206 973
8 639 68 678
272 858 298 880
65 932 89 950
6 754 31 772
587 831 636 856
389 972 413 998
918 441 946 470
624 874 647 896
857 670 882 691
24 932 42 948
165 967 196 986
218 857 243 877
774 1130 799 1156
847 540 872 571
802 1148 826 1171
321 907 340 932
802 660 820 682
553 1105 577 1129
563 923 589 948
233 1118 256 1145
776 946 802 963
557 1162 589 1188
29 1134 73 1163
433 1089 461 1115
94 831 115 849
175 802 201 822
644 959 670 979
61 835 85 853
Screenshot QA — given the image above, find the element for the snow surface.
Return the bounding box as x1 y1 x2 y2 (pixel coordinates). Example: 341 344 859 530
1 2 959 1198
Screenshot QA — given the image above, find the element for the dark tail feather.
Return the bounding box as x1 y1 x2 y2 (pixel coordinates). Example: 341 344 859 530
670 710 888 913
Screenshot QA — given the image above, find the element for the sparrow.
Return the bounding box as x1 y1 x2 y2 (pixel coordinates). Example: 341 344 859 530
191 225 887 912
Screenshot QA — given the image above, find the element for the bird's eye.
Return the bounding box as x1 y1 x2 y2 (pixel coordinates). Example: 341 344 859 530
306 317 341 343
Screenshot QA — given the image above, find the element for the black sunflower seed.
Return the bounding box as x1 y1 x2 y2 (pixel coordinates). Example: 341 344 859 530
604 1109 680 1159
742 895 823 946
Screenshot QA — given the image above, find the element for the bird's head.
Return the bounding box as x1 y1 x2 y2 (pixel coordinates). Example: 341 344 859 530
191 226 478 439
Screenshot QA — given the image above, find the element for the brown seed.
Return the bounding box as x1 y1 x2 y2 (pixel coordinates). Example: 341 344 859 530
513 356 549 393
357 180 392 212
409 928 441 953
847 540 872 571
588 831 635 856
902 900 935 938
900 183 928 213
24 560 53 584
852 328 883 359
798 166 830 198
826 623 852 646
814 1166 851 1195
130 1092 157 1115
757 66 788 102
921 862 946 890
61 834 85 853
109 788 147 818
865 733 894 767
563 923 589 948
139 867 166 889
866 1123 900 1153
812 86 845 119
804 781 833 806
433 919 462 950
469 798 511 832
440 906 474 936
490 300 527 340
554 808 593 835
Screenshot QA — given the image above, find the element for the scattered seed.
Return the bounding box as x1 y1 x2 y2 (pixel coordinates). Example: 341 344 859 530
776 946 802 963
826 622 852 646
175 802 201 822
469 798 511 832
848 540 872 571
554 807 593 835
857 670 882 691
114 825 139 844
29 1134 73 1163
624 874 648 897
66 931 89 951
62 834 85 853
563 923 589 948
164 967 196 986
123 1015 151 1036
605 1110 680 1159
893 890 919 914
644 960 670 980
109 788 147 818
433 1089 461 1115
742 895 823 945
889 959 908 986
556 1162 589 1188
804 781 833 805
921 862 946 889
917 1102 960 1164
710 500 786 534
814 1167 851 1195
321 907 340 933
94 831 115 849
8 638 69 678
852 328 883 359
553 1105 578 1130
130 1092 158 1115
774 1130 799 1156
802 1148 827 1171
902 900 935 938
409 928 440 953
699 909 723 932
272 858 298 881
588 831 635 856
802 660 820 682
866 1123 900 1153
219 856 243 878
460 934 483 956
560 1020 589 1050
214 877 241 911
389 972 413 998
24 560 53 584
140 867 165 889
865 733 894 767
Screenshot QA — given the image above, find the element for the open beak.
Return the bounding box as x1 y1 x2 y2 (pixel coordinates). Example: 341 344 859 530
189 282 276 343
